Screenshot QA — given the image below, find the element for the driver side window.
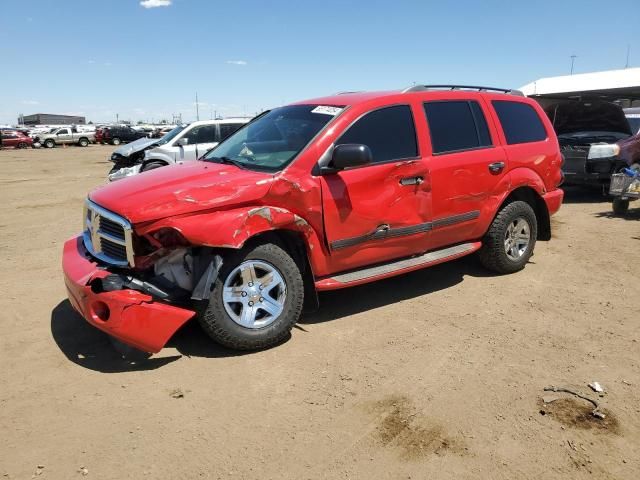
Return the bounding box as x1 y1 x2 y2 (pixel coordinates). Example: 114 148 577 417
337 105 418 164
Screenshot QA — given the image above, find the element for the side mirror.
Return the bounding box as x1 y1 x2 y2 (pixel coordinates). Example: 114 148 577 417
330 144 372 171
176 137 189 146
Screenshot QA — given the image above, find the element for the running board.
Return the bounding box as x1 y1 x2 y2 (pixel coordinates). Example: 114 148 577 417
315 242 481 291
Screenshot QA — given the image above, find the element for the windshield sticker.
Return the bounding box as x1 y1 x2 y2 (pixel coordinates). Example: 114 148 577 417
312 106 344 116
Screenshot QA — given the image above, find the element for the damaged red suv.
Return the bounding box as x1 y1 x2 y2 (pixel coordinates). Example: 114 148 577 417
63 86 564 353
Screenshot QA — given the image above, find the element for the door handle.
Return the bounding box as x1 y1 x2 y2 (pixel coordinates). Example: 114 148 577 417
488 162 505 174
399 176 424 186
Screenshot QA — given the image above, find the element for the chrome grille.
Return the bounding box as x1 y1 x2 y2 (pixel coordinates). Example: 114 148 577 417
83 199 134 267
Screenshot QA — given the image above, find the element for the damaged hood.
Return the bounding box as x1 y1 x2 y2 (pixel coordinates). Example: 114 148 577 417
90 161 274 224
111 137 159 160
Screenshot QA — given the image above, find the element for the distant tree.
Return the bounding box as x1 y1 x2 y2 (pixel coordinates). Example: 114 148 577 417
160 119 168 125
88 120 93 125
137 120 144 125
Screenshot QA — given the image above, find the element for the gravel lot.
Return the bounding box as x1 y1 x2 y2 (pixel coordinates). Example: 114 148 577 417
1 145 639 479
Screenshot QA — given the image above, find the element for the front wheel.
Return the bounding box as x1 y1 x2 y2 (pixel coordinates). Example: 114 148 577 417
141 161 165 172
44 139 55 148
479 201 538 274
111 137 121 145
612 198 629 215
199 243 304 350
17 142 28 149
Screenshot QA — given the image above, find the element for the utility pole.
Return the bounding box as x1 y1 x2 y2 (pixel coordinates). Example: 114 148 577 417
195 92 200 121
625 44 631 68
570 54 577 75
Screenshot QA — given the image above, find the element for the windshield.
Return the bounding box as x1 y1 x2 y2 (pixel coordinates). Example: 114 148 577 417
158 124 187 145
202 105 342 171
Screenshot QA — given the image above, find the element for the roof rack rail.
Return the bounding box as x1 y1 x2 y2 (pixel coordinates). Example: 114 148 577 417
334 91 363 95
402 85 524 96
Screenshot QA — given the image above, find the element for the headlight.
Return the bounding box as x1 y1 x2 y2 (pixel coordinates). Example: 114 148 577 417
587 144 620 160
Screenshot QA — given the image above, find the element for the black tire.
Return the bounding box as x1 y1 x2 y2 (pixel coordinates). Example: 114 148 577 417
478 200 538 274
141 161 166 172
17 142 28 149
199 243 304 350
111 137 121 145
78 138 89 147
44 139 55 148
612 198 629 215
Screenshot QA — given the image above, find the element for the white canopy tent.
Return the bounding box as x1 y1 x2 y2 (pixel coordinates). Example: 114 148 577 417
520 68 640 104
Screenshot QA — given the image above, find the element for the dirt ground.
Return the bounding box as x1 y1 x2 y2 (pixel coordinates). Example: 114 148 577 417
1 145 639 480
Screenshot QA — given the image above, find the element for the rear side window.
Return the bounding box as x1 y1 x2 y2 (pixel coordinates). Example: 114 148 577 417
492 100 547 144
337 105 417 163
424 101 492 154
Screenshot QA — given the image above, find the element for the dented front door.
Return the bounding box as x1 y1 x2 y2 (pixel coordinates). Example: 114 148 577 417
321 160 432 271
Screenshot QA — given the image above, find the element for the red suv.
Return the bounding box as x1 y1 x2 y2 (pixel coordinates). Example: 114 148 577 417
1 129 33 149
62 86 564 353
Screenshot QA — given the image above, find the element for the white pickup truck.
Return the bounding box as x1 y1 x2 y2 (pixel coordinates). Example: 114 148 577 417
40 127 95 148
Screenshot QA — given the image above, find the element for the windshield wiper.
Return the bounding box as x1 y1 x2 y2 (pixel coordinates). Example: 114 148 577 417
207 156 245 168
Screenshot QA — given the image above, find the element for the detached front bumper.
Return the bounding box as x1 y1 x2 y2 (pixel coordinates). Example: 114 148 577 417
62 236 195 353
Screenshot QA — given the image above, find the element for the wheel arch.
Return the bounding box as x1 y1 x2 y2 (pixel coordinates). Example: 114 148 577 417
141 159 169 171
497 186 551 241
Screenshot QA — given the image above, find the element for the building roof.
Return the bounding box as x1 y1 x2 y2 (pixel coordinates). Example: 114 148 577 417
520 68 640 100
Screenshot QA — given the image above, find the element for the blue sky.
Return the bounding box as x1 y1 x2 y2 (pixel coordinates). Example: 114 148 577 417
1 0 637 125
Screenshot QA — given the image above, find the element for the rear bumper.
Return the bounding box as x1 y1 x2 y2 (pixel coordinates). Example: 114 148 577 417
62 236 195 353
543 188 564 216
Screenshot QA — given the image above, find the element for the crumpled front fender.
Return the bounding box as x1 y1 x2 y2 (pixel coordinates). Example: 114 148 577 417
137 205 325 254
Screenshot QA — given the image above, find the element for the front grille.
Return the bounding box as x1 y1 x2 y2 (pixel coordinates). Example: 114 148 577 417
99 217 126 240
83 200 134 267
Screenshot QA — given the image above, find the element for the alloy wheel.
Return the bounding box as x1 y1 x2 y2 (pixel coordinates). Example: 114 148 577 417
504 217 531 261
222 260 287 329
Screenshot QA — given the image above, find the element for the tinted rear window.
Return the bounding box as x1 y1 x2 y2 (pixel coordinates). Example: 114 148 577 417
424 101 492 154
492 101 547 144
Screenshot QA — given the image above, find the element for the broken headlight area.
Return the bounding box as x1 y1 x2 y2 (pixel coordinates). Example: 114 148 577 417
92 228 223 304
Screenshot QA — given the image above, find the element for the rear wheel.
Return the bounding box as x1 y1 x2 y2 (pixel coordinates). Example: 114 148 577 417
111 137 121 145
17 142 28 149
479 201 537 274
612 198 629 215
78 138 89 147
44 139 55 148
199 243 304 350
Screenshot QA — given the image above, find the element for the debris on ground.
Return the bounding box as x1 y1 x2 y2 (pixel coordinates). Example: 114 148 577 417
170 389 184 399
589 382 604 393
78 466 89 476
543 386 605 419
542 395 559 404
34 465 44 476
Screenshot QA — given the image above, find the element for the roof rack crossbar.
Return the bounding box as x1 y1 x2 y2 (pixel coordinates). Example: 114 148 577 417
402 84 524 96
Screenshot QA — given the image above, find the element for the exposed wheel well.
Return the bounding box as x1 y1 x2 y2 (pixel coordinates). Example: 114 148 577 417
498 187 551 240
141 160 168 171
243 230 319 312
